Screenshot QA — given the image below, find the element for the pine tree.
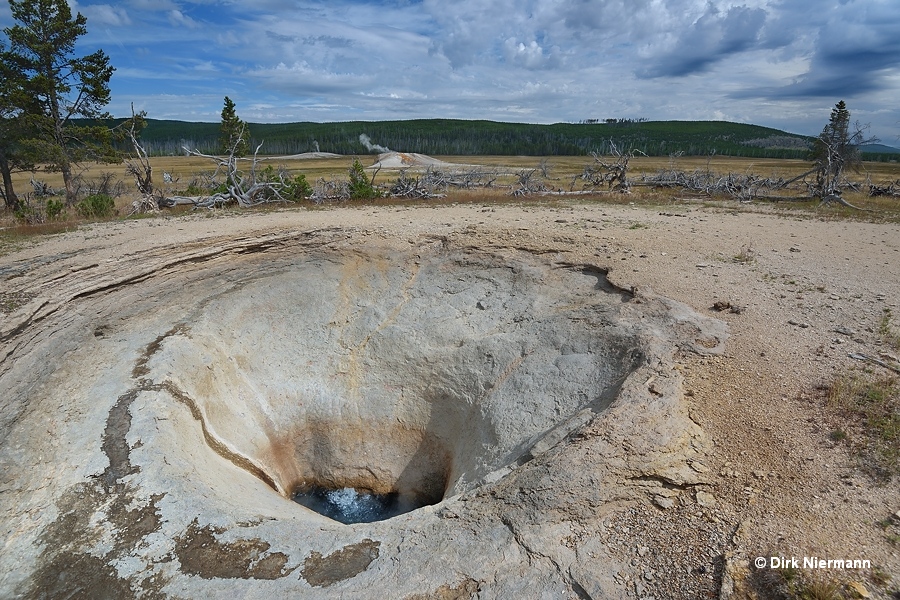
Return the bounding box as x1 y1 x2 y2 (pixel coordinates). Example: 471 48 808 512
348 158 379 199
4 0 117 205
811 100 864 196
220 96 250 157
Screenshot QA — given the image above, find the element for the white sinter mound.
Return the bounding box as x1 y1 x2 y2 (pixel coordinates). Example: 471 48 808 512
370 151 455 169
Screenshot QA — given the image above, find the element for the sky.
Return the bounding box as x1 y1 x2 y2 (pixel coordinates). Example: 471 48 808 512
2 0 899 140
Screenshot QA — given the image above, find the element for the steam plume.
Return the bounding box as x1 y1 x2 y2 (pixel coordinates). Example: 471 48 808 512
359 134 390 153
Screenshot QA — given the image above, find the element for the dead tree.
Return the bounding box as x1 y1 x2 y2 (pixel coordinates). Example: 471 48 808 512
444 167 500 189
120 105 174 214
511 169 548 196
574 142 643 192
869 180 900 197
389 169 446 199
178 126 294 208
30 177 57 197
639 167 812 202
537 158 552 179
125 108 152 196
311 177 350 203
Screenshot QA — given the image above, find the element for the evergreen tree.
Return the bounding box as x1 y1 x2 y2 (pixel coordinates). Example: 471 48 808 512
3 0 117 205
810 100 870 196
348 158 379 199
220 96 250 157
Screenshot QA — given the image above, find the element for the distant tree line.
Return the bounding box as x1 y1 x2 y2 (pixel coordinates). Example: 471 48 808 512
114 118 821 160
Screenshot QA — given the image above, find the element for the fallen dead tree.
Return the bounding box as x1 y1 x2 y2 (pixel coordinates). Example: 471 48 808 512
389 168 447 199
310 177 350 203
30 177 60 197
639 164 888 207
639 168 798 201
312 165 452 202
869 180 900 197
310 159 384 203
508 145 644 198
442 167 501 189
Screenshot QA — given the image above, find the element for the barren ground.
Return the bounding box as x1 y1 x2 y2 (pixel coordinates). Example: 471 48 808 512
1 196 899 599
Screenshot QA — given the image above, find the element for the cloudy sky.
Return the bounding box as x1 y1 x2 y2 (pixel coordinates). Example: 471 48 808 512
2 0 899 139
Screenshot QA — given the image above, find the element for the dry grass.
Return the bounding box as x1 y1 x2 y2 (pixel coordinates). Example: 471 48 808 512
0 221 80 257
12 154 898 193
753 566 837 600
3 154 899 232
732 244 756 264
879 309 900 352
825 369 900 480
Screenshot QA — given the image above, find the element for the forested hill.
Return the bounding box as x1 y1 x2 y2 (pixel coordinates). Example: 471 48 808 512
128 118 816 158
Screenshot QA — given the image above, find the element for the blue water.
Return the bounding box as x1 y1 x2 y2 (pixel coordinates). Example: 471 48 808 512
292 487 405 524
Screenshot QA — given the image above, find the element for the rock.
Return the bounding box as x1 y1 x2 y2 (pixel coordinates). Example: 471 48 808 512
848 581 871 598
696 491 717 508
689 461 710 474
719 554 749 600
654 496 676 510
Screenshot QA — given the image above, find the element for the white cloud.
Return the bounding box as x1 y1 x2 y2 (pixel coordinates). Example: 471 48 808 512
503 39 562 70
167 9 199 29
244 61 377 95
79 4 132 27
48 0 896 137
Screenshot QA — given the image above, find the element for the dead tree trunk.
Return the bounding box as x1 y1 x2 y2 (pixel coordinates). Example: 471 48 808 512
124 105 162 215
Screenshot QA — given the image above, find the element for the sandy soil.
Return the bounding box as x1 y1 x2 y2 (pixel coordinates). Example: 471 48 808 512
2 199 898 598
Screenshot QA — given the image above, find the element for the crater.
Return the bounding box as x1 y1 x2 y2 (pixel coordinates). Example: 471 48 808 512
137 247 718 524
